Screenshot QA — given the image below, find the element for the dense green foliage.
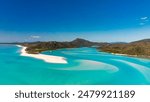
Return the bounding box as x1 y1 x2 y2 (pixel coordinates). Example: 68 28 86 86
22 38 106 54
100 39 150 56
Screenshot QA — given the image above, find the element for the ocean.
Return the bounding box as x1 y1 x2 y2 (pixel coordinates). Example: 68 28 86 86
0 44 150 85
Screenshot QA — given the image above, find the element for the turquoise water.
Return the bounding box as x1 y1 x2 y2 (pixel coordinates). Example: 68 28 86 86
0 44 150 85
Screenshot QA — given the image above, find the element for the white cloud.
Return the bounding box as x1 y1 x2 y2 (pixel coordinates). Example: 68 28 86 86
139 23 145 25
139 16 149 26
141 17 148 20
30 35 40 39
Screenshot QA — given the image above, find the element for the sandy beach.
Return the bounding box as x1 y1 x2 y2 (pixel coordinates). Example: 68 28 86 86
111 52 138 56
17 45 67 64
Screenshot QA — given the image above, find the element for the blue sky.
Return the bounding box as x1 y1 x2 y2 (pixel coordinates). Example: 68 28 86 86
0 0 150 42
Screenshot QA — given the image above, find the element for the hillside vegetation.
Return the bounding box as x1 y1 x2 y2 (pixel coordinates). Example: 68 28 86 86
100 39 150 56
21 38 106 54
21 38 150 57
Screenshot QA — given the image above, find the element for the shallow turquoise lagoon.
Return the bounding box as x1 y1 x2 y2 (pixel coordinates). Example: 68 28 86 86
0 44 150 85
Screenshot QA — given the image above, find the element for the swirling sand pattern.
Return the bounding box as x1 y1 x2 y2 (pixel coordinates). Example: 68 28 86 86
112 59 150 82
58 60 119 73
0 45 150 84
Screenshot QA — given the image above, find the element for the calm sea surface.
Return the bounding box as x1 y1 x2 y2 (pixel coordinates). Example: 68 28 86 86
0 44 150 85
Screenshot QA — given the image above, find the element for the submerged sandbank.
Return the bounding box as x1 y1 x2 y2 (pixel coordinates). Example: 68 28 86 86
17 45 67 64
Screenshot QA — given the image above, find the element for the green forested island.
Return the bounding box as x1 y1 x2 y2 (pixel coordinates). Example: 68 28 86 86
19 38 150 57
100 39 150 57
21 38 107 54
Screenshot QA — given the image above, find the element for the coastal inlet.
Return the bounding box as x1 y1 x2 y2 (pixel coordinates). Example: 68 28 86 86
0 45 150 85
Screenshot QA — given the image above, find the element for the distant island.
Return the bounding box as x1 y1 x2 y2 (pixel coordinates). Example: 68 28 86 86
21 38 107 54
1 38 149 58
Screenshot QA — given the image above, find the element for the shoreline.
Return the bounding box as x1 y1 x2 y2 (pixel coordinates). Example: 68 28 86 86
110 52 150 59
17 45 67 64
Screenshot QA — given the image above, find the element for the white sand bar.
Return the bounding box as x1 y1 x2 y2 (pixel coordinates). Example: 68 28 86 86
17 45 67 64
